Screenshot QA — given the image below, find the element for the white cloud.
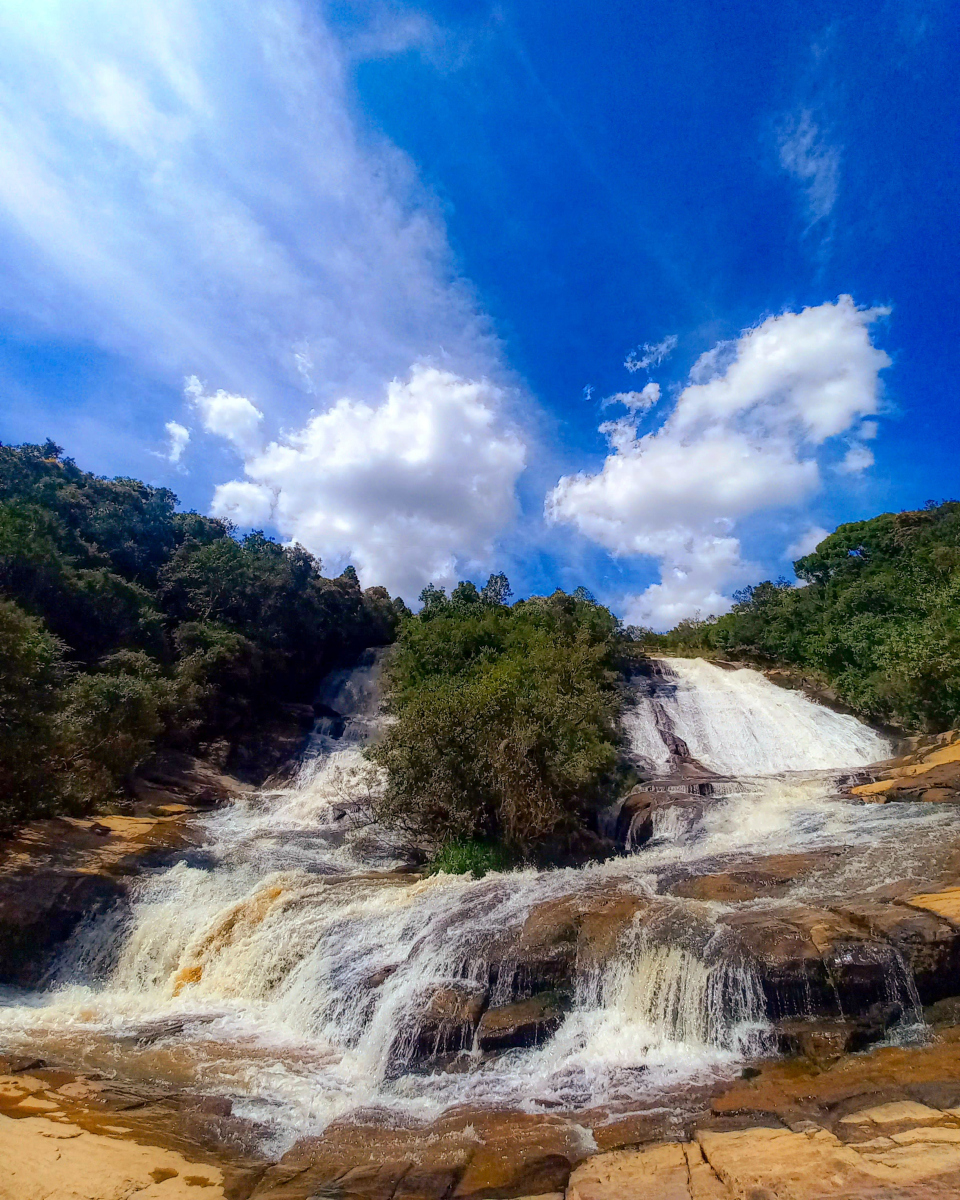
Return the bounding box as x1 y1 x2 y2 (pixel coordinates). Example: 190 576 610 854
836 443 874 474
0 0 503 436
778 110 841 227
0 1 527 585
625 334 678 373
186 376 264 457
546 297 891 629
786 525 829 560
163 420 191 465
604 382 660 412
207 364 526 597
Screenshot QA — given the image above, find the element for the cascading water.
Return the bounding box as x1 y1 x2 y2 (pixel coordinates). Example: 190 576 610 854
2 654 958 1149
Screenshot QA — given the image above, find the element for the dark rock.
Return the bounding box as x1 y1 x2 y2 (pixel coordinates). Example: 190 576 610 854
226 705 317 786
406 982 488 1062
130 750 252 810
0 870 127 985
477 991 566 1051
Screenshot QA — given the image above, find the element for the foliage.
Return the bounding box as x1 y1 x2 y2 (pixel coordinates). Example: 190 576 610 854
0 598 64 829
643 502 960 732
426 838 516 877
369 579 624 857
0 440 405 826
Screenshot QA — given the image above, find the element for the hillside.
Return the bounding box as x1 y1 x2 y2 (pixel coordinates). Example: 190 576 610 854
0 440 403 827
637 500 960 732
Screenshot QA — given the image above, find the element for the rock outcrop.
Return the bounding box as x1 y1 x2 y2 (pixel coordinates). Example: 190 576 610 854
850 730 960 804
0 755 249 985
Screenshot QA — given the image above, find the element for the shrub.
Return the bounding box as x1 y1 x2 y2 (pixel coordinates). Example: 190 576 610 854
369 582 624 858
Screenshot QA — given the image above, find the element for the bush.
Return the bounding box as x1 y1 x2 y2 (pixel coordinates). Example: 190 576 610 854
369 581 624 858
427 838 516 877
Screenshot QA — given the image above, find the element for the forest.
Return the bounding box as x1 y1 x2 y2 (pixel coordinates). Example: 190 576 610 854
637 500 960 733
0 440 402 828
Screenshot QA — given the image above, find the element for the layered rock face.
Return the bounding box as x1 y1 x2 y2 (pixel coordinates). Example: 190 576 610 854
850 731 960 805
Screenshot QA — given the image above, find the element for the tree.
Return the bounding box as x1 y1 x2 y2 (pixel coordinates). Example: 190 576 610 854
0 598 64 828
369 588 623 859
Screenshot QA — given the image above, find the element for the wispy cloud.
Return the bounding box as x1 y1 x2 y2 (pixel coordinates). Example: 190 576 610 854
0 0 525 592
777 109 841 228
624 334 678 373
0 0 504 407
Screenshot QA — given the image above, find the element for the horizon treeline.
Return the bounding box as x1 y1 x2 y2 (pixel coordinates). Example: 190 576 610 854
636 500 960 733
0 440 403 828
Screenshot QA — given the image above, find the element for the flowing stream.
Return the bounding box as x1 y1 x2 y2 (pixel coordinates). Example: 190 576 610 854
2 654 958 1150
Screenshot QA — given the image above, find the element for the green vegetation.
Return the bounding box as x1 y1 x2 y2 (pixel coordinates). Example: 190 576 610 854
0 440 403 829
426 838 516 878
636 501 960 732
369 580 625 864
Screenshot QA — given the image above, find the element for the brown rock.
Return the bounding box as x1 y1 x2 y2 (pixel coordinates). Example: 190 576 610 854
251 1110 588 1200
476 992 566 1052
130 750 252 810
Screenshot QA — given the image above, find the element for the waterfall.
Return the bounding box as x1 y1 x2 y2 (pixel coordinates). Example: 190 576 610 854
625 657 890 776
2 653 954 1150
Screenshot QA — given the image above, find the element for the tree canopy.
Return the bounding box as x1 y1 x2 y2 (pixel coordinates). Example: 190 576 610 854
0 441 403 826
368 579 625 862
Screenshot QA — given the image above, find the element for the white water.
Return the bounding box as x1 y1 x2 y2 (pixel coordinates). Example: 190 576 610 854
627 657 890 776
1 654 955 1149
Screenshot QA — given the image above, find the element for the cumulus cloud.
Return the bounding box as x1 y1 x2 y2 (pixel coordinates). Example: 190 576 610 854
625 334 678 373
546 297 891 629
162 420 191 465
206 365 526 596
778 110 841 227
604 383 660 412
786 525 829 560
186 376 264 457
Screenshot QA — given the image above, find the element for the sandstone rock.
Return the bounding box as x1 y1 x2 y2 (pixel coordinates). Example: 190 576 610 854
0 1112 226 1200
670 852 830 902
250 1110 588 1200
476 991 566 1052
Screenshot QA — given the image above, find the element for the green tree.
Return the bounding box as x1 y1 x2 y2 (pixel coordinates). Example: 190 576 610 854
369 586 624 859
0 598 64 829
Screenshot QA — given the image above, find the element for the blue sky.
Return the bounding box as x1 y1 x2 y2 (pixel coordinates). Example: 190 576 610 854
0 0 956 625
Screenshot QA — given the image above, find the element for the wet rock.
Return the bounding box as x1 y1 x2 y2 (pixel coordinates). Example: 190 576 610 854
0 870 126 986
611 789 706 851
829 898 960 1004
408 982 488 1061
476 991 566 1052
130 750 253 811
670 852 831 902
0 812 203 985
250 1110 589 1200
226 704 317 786
717 903 937 1023
774 1018 892 1066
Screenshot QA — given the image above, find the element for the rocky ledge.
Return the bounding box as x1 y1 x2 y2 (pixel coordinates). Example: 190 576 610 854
849 729 960 805
0 754 249 986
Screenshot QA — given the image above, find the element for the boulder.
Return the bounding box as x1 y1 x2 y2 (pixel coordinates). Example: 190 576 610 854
476 991 566 1052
